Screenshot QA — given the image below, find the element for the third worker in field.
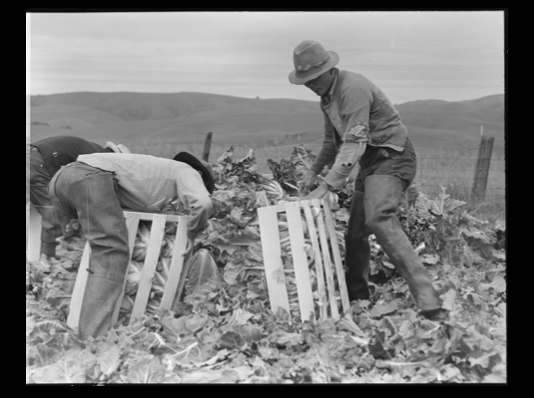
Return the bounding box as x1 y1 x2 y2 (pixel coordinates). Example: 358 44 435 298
26 135 131 258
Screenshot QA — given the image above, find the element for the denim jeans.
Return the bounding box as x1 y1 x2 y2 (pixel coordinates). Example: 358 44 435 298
355 136 417 192
26 147 62 256
344 137 441 312
49 162 129 339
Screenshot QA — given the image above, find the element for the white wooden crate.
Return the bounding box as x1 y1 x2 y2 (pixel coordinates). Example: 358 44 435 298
67 211 189 330
257 199 350 322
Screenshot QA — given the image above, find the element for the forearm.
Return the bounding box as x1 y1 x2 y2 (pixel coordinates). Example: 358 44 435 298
177 168 213 237
323 142 367 189
187 202 212 236
310 140 338 175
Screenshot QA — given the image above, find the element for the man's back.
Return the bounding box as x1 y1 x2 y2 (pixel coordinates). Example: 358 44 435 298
76 153 212 221
31 135 106 176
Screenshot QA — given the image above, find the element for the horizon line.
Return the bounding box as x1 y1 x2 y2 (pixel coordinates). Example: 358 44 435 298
27 90 505 105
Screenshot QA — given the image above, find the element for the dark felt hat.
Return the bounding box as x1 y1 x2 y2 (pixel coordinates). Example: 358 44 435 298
288 40 339 85
173 152 215 194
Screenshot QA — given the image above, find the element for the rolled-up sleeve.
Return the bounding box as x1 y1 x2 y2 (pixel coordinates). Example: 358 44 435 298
340 84 372 144
176 167 213 235
322 85 371 189
323 142 367 189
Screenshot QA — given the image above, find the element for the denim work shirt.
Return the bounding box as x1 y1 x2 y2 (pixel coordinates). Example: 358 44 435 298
311 69 408 189
76 153 213 235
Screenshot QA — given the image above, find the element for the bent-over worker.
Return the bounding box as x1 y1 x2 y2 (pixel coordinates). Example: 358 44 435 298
48 152 215 339
289 40 446 320
27 135 130 257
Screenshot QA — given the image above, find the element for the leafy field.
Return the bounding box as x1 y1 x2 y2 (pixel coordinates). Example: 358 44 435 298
127 141 506 221
26 145 506 384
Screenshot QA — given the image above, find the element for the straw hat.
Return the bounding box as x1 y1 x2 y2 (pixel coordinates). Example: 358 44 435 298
288 40 340 85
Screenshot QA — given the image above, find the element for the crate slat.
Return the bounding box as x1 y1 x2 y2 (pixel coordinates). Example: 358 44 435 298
111 212 140 325
302 202 327 320
311 199 340 320
129 214 167 324
160 217 189 310
322 200 351 315
173 246 194 310
286 201 315 321
120 211 185 223
258 205 291 318
66 241 91 329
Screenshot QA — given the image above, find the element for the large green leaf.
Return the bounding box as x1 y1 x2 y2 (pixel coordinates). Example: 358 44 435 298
125 357 165 384
29 348 96 384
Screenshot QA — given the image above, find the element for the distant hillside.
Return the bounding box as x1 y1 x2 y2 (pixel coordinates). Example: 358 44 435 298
395 94 504 148
28 92 504 152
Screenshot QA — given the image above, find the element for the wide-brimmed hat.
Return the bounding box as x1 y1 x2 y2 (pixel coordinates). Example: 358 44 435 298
105 141 131 154
173 152 215 194
288 40 340 85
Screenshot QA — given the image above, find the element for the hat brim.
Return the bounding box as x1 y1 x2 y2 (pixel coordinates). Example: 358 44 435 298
288 51 340 85
105 141 121 153
173 152 215 194
117 144 131 154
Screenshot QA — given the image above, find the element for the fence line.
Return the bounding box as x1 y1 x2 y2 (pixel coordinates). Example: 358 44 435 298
126 140 505 160
125 136 505 204
125 140 505 152
28 134 505 204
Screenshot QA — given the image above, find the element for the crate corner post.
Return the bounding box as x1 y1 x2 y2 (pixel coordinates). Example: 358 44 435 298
257 205 291 320
27 204 42 262
161 216 189 311
66 241 91 330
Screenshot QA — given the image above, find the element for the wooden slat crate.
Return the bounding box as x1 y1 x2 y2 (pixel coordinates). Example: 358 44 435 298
257 199 350 322
67 211 190 330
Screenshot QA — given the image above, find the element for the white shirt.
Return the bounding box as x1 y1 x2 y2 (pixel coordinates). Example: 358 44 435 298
76 153 212 235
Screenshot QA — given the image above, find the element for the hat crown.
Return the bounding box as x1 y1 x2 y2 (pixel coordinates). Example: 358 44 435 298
173 152 215 194
293 40 330 72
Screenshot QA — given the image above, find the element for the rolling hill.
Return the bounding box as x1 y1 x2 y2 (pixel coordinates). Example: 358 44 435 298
28 92 504 152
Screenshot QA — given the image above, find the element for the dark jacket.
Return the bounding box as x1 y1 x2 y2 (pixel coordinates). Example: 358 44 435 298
31 136 108 176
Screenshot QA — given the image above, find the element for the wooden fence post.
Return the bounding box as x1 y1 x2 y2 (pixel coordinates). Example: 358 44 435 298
472 135 495 202
202 132 213 161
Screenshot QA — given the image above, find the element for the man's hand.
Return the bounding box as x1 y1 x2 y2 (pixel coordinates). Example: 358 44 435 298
302 181 330 200
185 237 195 257
63 218 81 239
298 170 318 196
186 229 198 255
65 218 80 233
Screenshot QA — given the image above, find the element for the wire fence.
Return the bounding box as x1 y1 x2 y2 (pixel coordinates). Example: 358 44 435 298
126 135 506 207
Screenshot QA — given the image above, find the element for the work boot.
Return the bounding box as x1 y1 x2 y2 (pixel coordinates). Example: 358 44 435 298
363 175 442 313
344 191 372 301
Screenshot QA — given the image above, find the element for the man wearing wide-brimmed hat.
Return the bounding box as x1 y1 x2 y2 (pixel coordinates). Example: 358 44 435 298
27 135 131 258
48 151 215 339
290 40 446 320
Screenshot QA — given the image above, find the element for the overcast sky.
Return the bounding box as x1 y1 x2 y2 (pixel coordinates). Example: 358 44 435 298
26 10 505 104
